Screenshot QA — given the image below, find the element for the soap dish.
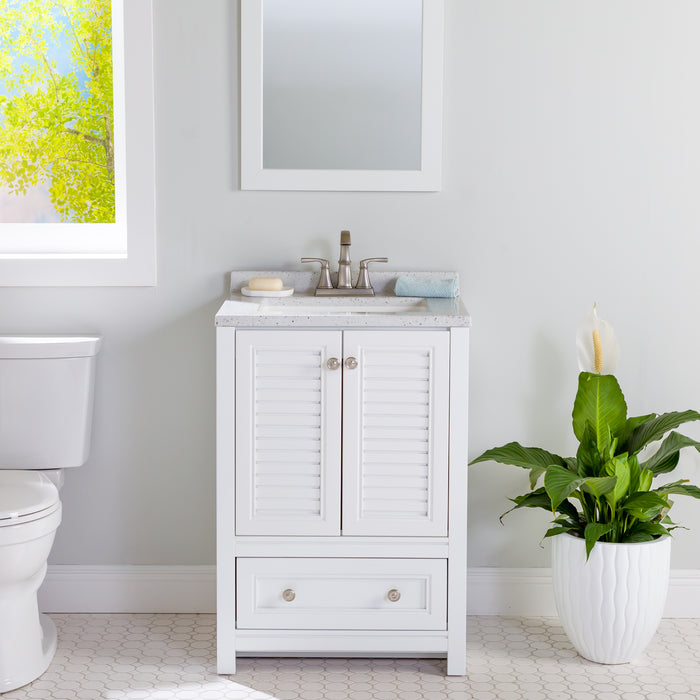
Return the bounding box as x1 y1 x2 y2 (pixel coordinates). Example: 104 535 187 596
241 286 294 297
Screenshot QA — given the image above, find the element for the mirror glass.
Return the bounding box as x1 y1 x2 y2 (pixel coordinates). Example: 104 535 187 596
241 0 444 191
262 0 422 171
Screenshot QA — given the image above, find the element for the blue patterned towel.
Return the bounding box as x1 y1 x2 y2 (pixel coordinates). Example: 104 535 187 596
394 275 459 298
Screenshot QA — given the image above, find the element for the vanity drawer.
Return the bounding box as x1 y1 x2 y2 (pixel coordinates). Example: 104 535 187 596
236 558 446 631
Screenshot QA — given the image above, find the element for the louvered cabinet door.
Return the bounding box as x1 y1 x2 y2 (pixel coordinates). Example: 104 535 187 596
235 330 342 535
341 330 450 536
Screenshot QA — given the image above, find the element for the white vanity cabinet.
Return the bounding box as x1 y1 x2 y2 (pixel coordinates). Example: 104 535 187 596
216 276 469 676
235 329 449 538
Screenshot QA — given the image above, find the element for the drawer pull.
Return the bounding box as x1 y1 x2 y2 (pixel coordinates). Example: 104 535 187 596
387 588 401 602
282 588 296 602
326 357 340 371
344 357 358 370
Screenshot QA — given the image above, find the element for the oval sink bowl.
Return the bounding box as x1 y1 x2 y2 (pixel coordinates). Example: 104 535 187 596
260 299 430 315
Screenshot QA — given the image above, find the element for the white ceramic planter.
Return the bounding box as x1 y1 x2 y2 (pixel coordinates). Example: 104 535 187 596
551 533 671 664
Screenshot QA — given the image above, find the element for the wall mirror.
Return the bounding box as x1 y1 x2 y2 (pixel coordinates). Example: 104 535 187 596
240 0 444 191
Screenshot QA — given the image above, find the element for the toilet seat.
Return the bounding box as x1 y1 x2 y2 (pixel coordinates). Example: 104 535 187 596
0 471 60 528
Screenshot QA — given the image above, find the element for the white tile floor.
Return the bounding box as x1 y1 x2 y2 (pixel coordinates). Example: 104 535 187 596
3 614 700 699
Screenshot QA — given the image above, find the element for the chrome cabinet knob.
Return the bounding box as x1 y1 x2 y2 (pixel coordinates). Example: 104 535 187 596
282 589 296 602
387 589 401 602
344 357 358 370
327 357 340 370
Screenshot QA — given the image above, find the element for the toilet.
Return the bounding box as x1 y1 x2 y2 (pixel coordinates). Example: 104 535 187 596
0 336 101 693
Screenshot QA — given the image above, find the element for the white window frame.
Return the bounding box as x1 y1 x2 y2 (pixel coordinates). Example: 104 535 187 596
0 0 156 286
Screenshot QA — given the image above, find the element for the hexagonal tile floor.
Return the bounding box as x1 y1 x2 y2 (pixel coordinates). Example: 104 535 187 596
3 614 700 699
2 614 268 700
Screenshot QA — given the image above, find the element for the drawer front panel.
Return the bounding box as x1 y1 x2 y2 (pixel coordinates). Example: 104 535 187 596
237 558 446 630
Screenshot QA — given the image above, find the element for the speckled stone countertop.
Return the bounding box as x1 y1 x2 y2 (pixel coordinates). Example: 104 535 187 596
215 271 471 328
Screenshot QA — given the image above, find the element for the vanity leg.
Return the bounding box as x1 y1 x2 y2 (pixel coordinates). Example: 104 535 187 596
447 328 469 676
217 327 237 674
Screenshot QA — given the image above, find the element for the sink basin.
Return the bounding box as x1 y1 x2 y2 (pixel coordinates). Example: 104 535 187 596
260 299 430 315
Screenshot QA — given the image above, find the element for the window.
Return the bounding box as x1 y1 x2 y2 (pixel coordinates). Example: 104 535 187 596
0 0 155 286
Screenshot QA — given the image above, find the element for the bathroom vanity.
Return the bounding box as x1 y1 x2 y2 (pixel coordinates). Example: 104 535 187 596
215 271 470 675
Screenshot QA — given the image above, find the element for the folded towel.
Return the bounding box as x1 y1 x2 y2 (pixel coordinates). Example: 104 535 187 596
394 275 459 298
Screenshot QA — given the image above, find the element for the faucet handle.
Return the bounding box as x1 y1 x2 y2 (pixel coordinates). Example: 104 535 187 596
355 257 388 290
301 257 333 289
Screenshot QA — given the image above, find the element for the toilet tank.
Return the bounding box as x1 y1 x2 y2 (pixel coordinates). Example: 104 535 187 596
0 336 101 469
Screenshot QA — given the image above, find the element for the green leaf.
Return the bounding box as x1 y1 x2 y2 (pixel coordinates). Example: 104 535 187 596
646 451 680 476
606 436 620 462
572 372 628 452
501 487 581 524
584 522 613 559
526 467 547 490
469 442 569 489
580 476 618 499
551 515 580 528
543 526 576 539
555 498 581 523
641 431 700 475
622 492 669 521
563 457 578 472
626 411 700 456
470 442 568 470
500 488 553 521
544 465 589 513
604 456 631 510
654 481 700 500
627 454 642 494
576 423 603 477
639 468 653 492
622 521 671 542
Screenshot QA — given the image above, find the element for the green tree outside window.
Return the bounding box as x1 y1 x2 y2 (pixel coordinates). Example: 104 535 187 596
0 0 115 223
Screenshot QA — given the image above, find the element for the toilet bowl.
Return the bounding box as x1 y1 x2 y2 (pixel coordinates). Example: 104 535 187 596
0 336 100 692
0 472 62 693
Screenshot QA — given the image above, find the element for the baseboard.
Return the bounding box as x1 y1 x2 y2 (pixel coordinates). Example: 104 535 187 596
467 568 700 617
39 565 700 617
467 568 556 616
40 565 216 613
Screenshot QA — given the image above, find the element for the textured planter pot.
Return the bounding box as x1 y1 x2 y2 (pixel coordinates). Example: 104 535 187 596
551 533 671 664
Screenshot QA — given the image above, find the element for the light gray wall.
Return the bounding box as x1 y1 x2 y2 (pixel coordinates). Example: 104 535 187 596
5 0 700 569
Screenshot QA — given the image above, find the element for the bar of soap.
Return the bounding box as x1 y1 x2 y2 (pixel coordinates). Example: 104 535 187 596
248 277 283 292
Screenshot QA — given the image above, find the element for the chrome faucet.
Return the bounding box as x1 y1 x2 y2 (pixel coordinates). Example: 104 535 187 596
336 230 353 290
302 230 388 296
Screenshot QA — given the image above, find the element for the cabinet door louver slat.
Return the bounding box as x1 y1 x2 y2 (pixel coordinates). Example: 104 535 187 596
342 331 449 536
236 330 342 535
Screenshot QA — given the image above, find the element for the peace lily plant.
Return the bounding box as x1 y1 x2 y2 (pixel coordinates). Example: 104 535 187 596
471 307 700 558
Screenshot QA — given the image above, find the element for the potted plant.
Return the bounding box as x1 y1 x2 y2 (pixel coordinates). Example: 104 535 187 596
470 307 700 663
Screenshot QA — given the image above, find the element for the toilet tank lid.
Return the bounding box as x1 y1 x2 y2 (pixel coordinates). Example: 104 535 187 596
0 471 59 521
0 336 101 359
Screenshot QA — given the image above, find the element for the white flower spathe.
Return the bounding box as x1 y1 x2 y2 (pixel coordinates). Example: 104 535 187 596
576 306 620 375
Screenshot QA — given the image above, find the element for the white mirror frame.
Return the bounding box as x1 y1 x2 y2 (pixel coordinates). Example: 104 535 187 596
240 0 444 192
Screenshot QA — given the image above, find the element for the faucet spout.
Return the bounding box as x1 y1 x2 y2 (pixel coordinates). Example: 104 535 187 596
336 229 353 289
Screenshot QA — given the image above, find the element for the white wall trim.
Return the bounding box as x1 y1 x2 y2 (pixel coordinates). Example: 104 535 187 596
39 565 700 617
40 565 216 613
468 568 556 617
467 568 700 618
